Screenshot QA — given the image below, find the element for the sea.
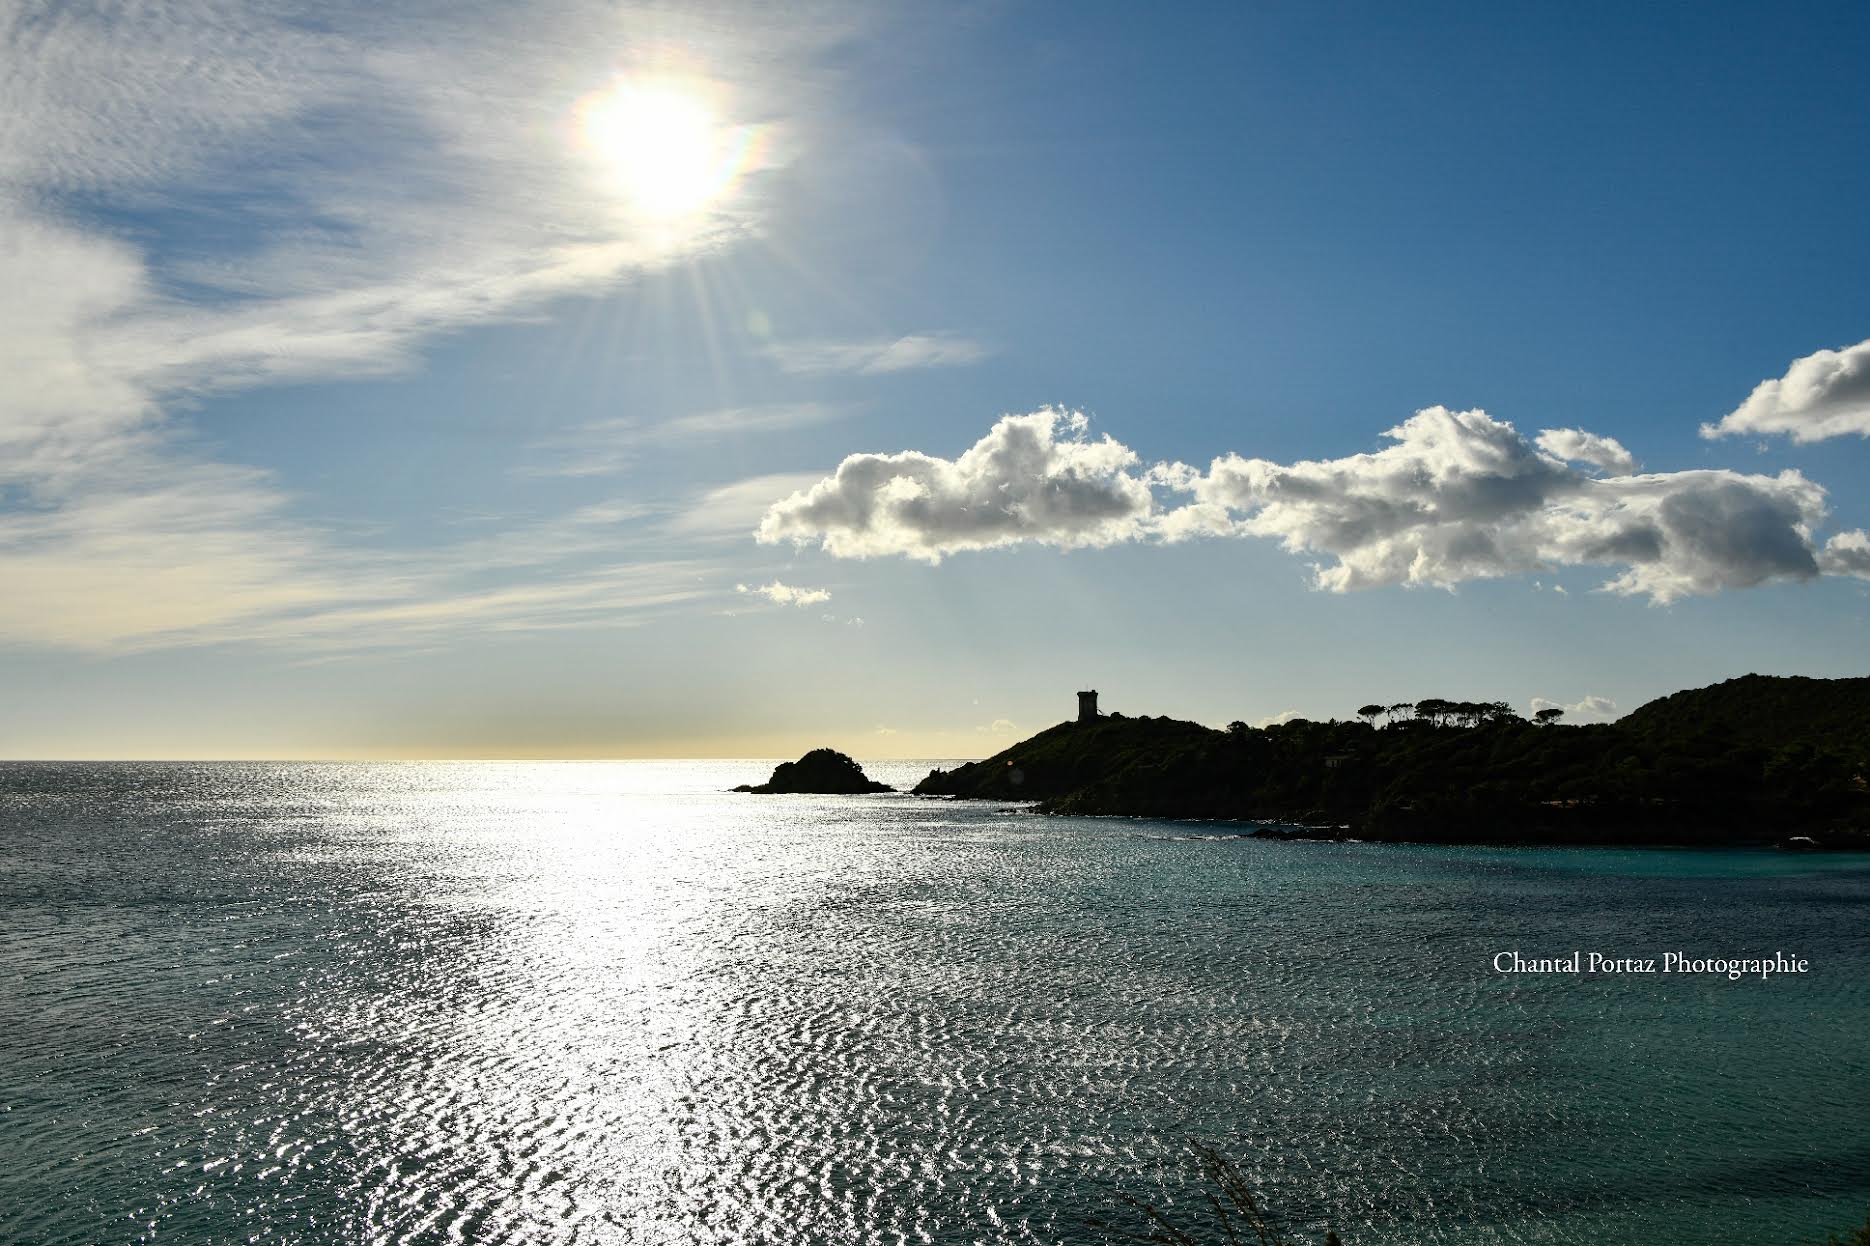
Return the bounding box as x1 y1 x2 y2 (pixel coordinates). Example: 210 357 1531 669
3 760 1867 1246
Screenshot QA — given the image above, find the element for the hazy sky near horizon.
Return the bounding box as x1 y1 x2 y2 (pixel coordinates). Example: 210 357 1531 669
4 0 1869 759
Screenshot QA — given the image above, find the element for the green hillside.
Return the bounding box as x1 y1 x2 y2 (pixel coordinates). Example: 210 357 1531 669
1621 673 1870 757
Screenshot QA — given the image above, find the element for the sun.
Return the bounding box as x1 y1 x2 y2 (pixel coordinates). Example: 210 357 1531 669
575 76 755 222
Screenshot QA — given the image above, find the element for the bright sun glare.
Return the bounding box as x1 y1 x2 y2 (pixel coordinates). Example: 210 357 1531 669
576 77 756 222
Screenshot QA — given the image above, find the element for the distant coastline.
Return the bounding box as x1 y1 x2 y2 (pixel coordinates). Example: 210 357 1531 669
907 674 1870 849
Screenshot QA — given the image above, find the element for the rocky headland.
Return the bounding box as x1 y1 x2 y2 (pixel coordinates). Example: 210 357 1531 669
914 675 1870 848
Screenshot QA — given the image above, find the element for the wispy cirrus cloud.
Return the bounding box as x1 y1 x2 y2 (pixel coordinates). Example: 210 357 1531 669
528 403 852 477
2 3 813 458
668 471 830 540
0 1 864 655
762 331 991 376
736 580 831 607
1702 338 1870 443
0 463 713 655
628 403 851 444
759 406 1870 603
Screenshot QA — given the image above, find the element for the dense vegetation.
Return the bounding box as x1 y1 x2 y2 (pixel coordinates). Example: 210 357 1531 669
1620 673 1870 749
915 676 1870 846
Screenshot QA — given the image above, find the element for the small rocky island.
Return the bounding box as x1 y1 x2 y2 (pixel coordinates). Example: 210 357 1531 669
734 748 894 794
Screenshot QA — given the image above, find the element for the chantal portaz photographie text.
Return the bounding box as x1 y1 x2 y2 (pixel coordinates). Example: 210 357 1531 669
1492 951 1813 981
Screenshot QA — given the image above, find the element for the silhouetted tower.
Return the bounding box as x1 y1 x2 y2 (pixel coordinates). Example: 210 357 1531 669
1077 689 1099 722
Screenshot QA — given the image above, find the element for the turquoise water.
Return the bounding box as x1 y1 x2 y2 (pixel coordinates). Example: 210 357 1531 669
2 761 1866 1245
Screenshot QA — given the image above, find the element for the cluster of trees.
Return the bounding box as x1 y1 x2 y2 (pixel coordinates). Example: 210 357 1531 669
1354 699 1526 728
1235 696 1556 736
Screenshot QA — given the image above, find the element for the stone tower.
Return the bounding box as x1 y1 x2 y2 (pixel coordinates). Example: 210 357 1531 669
1077 689 1098 722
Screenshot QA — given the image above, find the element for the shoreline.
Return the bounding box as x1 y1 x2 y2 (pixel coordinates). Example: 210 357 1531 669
907 792 1869 851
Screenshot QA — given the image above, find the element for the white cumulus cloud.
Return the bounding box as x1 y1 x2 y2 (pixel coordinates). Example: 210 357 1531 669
1701 338 1870 442
1195 407 1829 602
762 405 1849 603
1535 427 1638 475
1819 529 1870 579
758 408 1158 561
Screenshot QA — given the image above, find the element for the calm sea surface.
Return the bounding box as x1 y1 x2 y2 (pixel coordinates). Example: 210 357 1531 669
3 761 1867 1246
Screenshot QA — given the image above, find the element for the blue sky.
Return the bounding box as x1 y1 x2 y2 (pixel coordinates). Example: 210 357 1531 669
3 0 1867 758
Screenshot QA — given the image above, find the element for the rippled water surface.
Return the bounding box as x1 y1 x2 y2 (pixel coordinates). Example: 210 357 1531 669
3 761 1868 1245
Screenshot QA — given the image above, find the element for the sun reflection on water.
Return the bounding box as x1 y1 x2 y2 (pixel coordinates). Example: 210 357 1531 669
2 761 1868 1245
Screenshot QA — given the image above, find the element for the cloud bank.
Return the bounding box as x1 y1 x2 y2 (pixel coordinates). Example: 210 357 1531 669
1195 407 1830 601
1701 338 1870 442
761 407 1869 603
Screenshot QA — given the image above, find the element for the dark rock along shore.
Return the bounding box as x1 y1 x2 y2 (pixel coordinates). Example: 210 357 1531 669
734 748 893 794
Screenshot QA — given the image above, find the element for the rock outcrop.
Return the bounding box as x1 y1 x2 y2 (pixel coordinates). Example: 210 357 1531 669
735 748 893 794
